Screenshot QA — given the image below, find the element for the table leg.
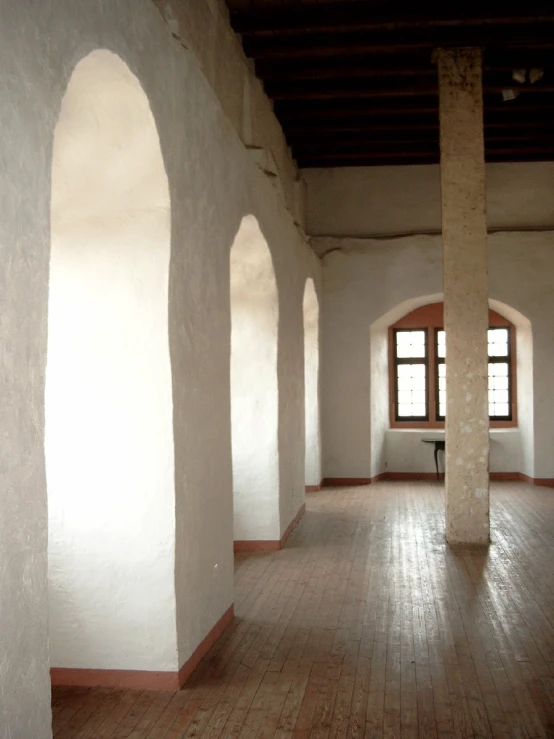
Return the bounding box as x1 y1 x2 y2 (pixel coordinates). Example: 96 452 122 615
434 444 440 480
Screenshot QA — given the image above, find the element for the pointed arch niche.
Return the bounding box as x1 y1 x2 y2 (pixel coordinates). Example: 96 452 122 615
303 278 322 490
46 50 178 677
230 216 280 543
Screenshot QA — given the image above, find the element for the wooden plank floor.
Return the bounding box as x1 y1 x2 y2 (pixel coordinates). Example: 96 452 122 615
52 482 554 738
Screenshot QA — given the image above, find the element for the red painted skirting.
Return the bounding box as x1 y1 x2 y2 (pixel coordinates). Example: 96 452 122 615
386 472 444 481
370 473 389 483
305 483 322 493
234 503 306 552
533 478 554 487
233 539 281 552
50 604 234 691
177 604 234 686
489 472 520 481
50 667 181 691
322 477 372 487
281 503 306 546
319 472 554 487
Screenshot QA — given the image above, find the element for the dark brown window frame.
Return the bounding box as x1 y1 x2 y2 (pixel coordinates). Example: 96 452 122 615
389 303 517 430
434 327 513 423
392 327 429 422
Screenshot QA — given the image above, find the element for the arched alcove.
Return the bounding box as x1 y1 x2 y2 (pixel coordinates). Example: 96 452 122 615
46 50 178 673
370 293 443 477
230 215 280 542
370 294 534 479
490 299 534 478
303 278 321 488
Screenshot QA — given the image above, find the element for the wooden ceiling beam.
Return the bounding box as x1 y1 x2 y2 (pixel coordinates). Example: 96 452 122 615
288 132 554 148
268 82 554 102
255 52 554 81
230 2 554 36
286 119 554 135
275 93 554 121
242 26 554 60
299 152 554 168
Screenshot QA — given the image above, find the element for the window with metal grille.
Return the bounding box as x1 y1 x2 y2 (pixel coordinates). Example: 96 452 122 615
435 327 512 421
389 303 516 428
393 329 428 421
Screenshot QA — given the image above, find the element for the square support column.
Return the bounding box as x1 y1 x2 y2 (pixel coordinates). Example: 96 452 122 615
437 48 490 544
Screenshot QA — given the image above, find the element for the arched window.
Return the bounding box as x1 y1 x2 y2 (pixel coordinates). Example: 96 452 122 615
389 302 516 428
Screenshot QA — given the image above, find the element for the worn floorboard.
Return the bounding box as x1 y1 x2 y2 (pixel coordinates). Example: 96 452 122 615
52 482 554 737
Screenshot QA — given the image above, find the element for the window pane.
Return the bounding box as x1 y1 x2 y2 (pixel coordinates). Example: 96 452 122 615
437 330 446 359
488 328 509 357
488 360 510 417
438 384 446 417
396 363 427 417
489 375 508 390
489 362 508 377
396 330 426 358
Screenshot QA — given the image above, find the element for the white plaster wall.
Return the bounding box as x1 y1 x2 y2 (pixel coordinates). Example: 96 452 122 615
303 279 322 486
46 51 177 671
231 216 280 541
304 162 554 238
516 323 535 478
385 429 522 475
152 0 303 224
0 1 320 736
319 233 548 480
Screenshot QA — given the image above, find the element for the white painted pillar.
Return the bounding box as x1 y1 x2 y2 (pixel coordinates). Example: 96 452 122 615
437 48 490 544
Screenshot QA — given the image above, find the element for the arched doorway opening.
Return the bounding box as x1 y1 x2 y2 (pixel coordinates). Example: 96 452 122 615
303 278 321 490
46 50 177 675
230 215 280 543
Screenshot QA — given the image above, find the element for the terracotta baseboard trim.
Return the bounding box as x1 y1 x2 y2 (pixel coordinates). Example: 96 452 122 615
50 666 181 691
280 503 306 547
177 604 234 686
382 471 554 486
371 473 389 483
234 539 281 552
532 478 554 487
50 604 235 691
305 483 322 493
322 477 372 487
334 471 554 487
386 472 444 481
234 504 306 552
516 472 554 487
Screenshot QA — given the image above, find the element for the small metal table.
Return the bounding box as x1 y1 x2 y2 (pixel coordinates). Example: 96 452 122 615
422 438 445 480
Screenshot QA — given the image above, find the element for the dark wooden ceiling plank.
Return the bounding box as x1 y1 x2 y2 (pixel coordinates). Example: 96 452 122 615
242 26 554 60
290 138 554 155
274 93 554 120
230 1 554 36
286 118 554 134
269 85 554 102
288 132 554 148
264 71 554 99
298 152 554 168
255 50 554 80
225 2 554 170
